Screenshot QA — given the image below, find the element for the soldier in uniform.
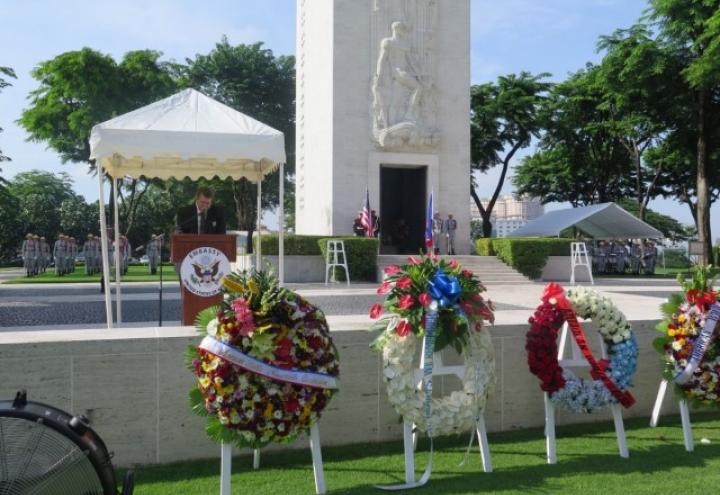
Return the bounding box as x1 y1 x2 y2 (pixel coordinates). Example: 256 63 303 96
90 235 101 275
120 235 131 275
431 212 444 255
613 241 627 273
68 237 77 274
84 234 93 275
629 241 642 274
53 235 64 276
643 241 657 275
147 235 160 275
30 235 40 276
39 236 50 273
444 213 457 255
21 234 33 277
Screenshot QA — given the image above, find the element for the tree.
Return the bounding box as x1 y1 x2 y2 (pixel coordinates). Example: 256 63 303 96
648 0 720 262
19 48 179 234
470 72 551 237
513 68 635 206
7 170 75 240
183 39 295 250
596 25 684 221
60 196 99 239
617 199 695 241
0 66 16 164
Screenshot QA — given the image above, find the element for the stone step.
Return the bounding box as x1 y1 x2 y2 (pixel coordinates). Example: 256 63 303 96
376 255 530 283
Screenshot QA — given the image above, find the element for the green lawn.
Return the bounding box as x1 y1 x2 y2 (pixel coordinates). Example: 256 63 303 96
127 413 720 494
2 264 176 284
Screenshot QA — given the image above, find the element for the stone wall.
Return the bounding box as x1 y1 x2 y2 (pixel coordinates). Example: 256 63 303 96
0 320 675 467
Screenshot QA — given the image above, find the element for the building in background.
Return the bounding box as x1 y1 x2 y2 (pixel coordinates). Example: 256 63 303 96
472 195 544 237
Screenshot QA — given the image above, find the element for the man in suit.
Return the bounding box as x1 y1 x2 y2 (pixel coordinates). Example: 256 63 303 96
175 186 226 234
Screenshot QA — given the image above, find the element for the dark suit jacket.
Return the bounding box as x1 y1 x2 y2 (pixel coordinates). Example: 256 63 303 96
175 204 227 234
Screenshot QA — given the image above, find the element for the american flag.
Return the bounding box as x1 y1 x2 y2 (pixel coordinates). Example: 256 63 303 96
360 188 373 237
425 190 434 249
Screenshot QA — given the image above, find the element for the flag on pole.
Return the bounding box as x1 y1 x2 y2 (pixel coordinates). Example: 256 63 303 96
360 188 373 237
425 190 434 249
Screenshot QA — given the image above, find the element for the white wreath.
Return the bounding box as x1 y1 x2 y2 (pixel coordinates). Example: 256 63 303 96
381 325 496 436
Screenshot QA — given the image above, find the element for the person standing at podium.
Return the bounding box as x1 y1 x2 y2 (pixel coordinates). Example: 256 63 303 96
175 186 226 235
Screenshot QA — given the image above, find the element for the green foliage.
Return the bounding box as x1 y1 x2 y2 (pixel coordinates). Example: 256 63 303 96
0 65 16 164
258 234 325 256
714 245 720 266
470 72 551 237
476 238 573 279
7 170 76 241
474 238 495 256
662 249 691 269
617 199 695 241
182 39 295 237
318 237 379 282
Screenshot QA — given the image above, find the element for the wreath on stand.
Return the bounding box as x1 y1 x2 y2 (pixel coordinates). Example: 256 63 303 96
526 284 638 414
187 270 340 449
655 265 720 407
370 255 496 436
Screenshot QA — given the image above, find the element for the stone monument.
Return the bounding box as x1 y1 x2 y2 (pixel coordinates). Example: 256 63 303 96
295 0 471 254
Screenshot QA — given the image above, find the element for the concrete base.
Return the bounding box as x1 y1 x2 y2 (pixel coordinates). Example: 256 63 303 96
0 317 670 467
249 255 326 283
542 256 593 283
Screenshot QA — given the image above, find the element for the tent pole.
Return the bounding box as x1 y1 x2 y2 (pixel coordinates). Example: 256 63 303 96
256 168 262 269
279 162 284 286
112 172 123 324
97 166 113 329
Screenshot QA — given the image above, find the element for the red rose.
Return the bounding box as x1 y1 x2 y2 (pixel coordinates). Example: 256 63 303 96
408 256 421 265
462 269 474 278
396 277 412 289
418 293 432 306
377 281 391 294
384 265 401 275
398 294 415 310
275 338 292 359
395 319 412 337
448 259 459 270
369 303 384 319
285 399 300 413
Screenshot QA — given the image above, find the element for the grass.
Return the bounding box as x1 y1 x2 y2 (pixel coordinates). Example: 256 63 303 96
125 413 720 494
2 263 176 284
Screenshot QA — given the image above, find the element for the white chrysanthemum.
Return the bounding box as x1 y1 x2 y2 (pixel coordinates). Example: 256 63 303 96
206 318 219 337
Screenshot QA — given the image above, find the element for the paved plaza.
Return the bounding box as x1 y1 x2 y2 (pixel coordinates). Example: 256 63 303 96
0 276 678 331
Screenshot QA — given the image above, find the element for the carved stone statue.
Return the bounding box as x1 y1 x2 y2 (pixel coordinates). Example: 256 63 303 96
371 13 439 150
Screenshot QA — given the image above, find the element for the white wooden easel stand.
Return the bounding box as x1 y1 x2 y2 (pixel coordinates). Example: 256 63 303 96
544 322 628 464
325 240 350 286
219 423 327 495
570 242 594 286
403 348 492 484
649 379 694 452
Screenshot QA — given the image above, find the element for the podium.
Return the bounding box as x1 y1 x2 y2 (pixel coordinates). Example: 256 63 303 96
171 234 237 325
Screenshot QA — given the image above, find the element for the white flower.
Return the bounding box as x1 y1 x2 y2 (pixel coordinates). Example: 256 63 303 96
672 341 683 351
206 318 219 336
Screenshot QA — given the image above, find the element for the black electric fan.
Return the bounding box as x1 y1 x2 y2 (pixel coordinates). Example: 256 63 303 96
0 391 134 495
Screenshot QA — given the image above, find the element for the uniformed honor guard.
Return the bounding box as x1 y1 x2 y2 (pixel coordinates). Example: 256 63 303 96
30 235 41 276
67 237 77 274
90 235 100 274
147 235 161 275
643 241 657 275
444 213 457 255
39 236 50 273
84 234 93 275
119 235 131 275
21 234 33 277
431 212 444 255
53 235 64 276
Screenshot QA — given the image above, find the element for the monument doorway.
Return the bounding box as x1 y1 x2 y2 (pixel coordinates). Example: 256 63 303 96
379 165 427 255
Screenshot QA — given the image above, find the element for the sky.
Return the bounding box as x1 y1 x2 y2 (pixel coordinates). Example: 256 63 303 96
0 0 715 237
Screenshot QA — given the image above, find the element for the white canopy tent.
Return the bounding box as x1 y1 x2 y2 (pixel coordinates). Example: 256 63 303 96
89 88 286 328
510 202 663 239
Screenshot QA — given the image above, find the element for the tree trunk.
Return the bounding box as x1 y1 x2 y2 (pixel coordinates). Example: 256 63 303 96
696 89 712 264
481 211 493 238
233 178 257 254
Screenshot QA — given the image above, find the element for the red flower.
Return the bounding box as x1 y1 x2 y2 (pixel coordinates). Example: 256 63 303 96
395 319 412 337
384 265 401 275
541 283 568 308
448 259 459 270
275 338 292 359
377 281 391 294
398 294 415 310
462 269 474 278
285 399 300 413
369 303 384 319
396 277 412 289
418 293 432 306
408 256 421 265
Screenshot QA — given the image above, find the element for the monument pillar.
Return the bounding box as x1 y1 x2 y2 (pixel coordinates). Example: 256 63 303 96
295 0 471 254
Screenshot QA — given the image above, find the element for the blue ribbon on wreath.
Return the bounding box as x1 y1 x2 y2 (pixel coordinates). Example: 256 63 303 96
428 269 462 308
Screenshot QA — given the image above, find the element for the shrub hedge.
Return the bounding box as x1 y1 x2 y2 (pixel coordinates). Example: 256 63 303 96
254 234 379 281
714 245 720 267
474 237 574 279
257 234 325 256
318 237 379 282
